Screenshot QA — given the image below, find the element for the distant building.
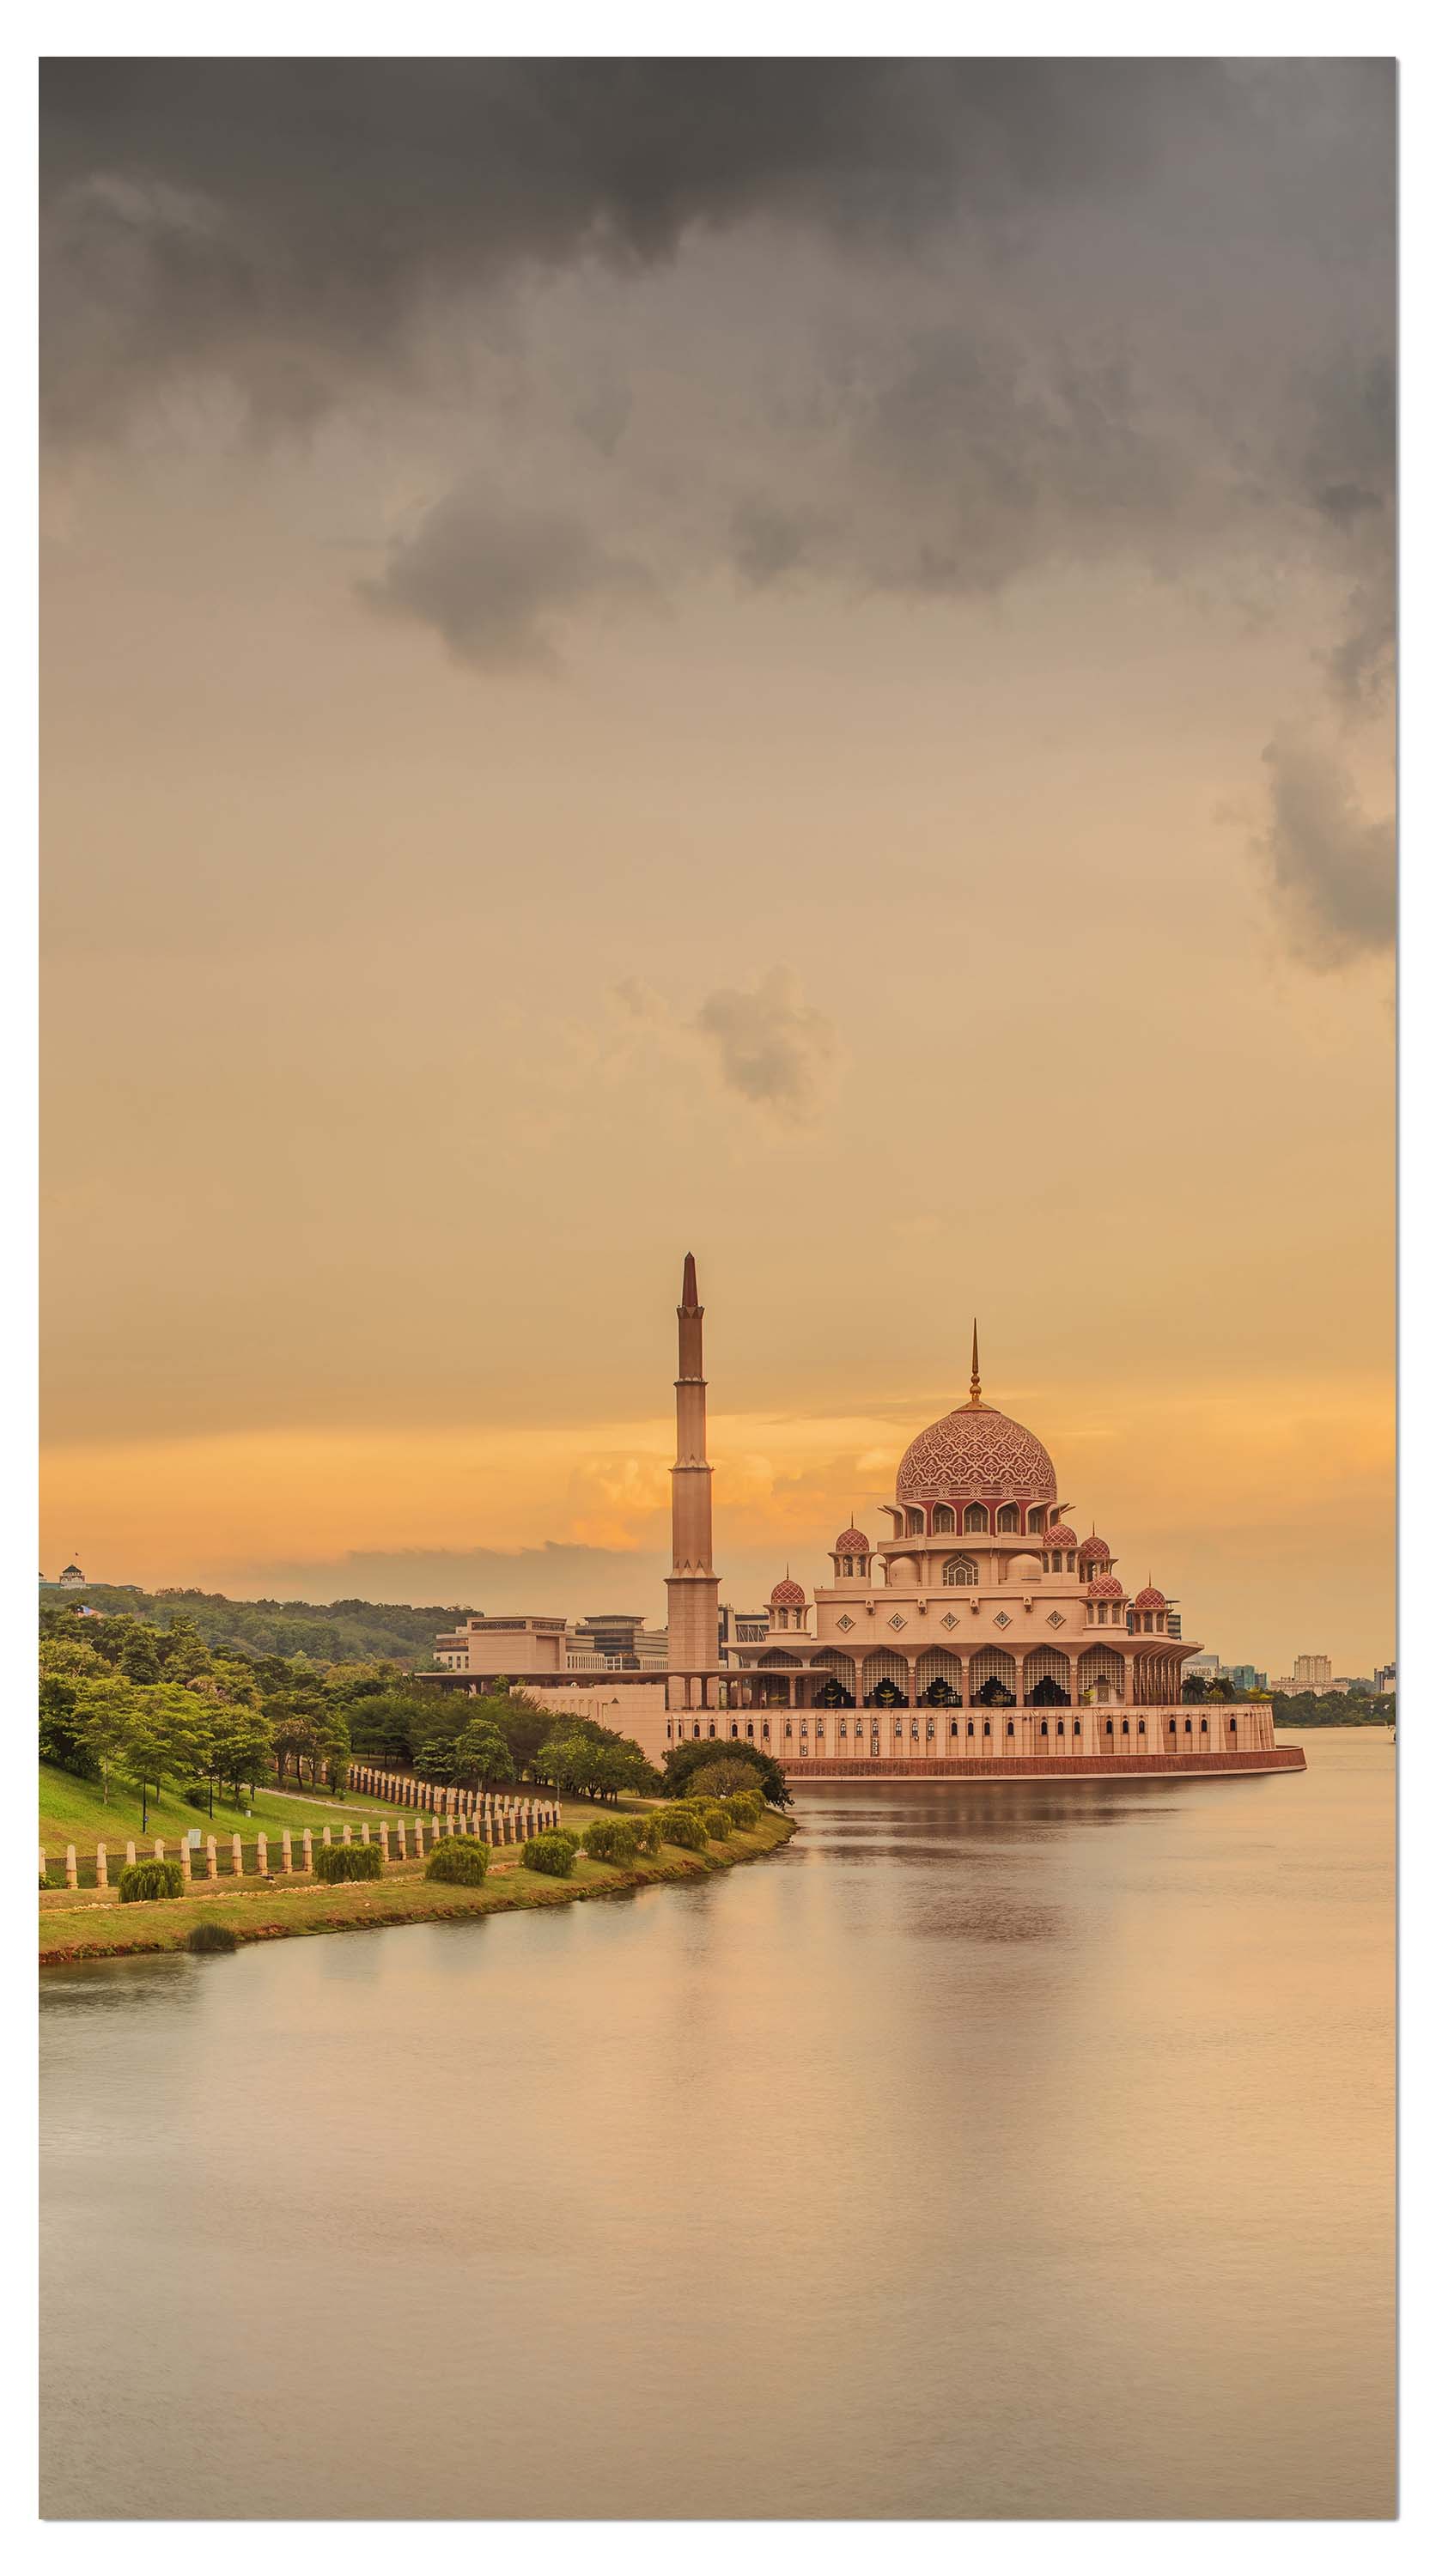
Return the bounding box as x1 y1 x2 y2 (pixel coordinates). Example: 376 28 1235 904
430 1611 668 1685
719 1603 771 1649
1375 1663 1396 1693
1293 1654 1332 1688
1186 1653 1221 1685
1221 1665 1266 1692
58 1562 86 1590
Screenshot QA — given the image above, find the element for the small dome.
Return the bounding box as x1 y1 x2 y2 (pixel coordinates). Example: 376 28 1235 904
1078 1534 1112 1562
1134 1585 1166 1610
834 1528 870 1552
1086 1575 1126 1601
770 1577 806 1607
1008 1552 1043 1582
1044 1523 1079 1549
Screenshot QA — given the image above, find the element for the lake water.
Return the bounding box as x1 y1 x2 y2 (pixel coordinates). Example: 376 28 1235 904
40 1728 1394 2520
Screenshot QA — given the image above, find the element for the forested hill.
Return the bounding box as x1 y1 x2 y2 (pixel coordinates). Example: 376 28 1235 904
37 1586 471 1668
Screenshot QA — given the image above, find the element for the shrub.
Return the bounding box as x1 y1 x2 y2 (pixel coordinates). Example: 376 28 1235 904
658 1807 709 1850
635 1814 663 1856
313 1839 385 1883
698 1803 733 1840
119 1859 184 1904
724 1790 764 1829
184 1785 211 1813
426 1834 490 1886
186 1920 239 1954
583 1816 646 1864
522 1829 581 1879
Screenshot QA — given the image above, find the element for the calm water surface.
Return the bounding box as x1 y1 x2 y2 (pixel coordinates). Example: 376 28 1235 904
40 1728 1394 2519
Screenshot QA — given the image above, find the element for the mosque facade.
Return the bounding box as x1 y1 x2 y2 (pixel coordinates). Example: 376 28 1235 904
428 1257 1303 1783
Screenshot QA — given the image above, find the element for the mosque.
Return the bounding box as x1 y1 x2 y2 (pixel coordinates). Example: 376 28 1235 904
429 1256 1303 1783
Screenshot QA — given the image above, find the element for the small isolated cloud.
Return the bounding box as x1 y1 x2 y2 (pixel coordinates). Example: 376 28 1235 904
695 966 835 1119
1259 728 1395 969
362 488 650 668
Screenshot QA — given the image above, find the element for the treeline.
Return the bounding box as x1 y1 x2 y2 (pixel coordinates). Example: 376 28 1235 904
38 1602 665 1814
1270 1691 1396 1728
38 1584 468 1668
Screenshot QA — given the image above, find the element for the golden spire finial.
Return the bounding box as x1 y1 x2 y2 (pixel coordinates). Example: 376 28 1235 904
968 1318 982 1406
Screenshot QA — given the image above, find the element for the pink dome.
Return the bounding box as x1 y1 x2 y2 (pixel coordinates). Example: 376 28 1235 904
1044 1522 1079 1548
1079 1534 1112 1561
834 1528 870 1552
1133 1585 1166 1610
1086 1575 1126 1601
897 1402 1056 1505
769 1577 806 1607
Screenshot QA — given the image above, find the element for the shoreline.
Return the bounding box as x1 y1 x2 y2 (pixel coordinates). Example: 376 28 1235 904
38 1807 797 1967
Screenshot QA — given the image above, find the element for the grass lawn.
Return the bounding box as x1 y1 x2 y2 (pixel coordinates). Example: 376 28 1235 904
38 1761 411 1857
41 1764 642 1860
38 1808 797 1962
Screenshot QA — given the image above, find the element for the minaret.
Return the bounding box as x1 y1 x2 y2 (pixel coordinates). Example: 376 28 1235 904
965 1317 984 1408
666 1252 720 1674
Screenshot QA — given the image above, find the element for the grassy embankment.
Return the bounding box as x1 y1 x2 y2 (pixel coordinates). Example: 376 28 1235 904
38 1803 797 1964
40 1762 624 1881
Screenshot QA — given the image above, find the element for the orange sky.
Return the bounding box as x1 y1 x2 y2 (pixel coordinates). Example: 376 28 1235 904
40 63 1395 1674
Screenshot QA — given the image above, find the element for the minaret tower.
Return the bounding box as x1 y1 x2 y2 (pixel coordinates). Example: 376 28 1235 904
666 1252 721 1674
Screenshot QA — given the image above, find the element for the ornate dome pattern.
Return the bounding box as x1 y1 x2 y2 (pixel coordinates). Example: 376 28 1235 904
1086 1575 1126 1601
1078 1534 1112 1561
1133 1585 1166 1609
1044 1522 1079 1549
770 1576 806 1607
897 1403 1056 1504
834 1528 870 1552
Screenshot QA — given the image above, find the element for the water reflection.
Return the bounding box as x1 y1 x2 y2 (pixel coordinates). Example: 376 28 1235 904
40 1731 1393 2521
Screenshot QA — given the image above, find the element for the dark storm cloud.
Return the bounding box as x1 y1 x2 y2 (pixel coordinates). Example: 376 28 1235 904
362 489 650 668
1258 730 1396 968
41 57 1254 433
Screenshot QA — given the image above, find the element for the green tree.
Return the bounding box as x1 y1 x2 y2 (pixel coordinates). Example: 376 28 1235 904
119 1625 163 1683
661 1735 790 1807
74 1676 143 1803
452 1718 516 1789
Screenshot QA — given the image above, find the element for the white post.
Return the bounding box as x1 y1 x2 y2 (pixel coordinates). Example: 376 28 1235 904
301 1829 313 1872
180 1839 192 1886
256 1832 268 1874
397 1820 408 1860
282 1828 292 1874
125 1841 137 1868
380 1824 390 1863
343 1824 352 1845
232 1834 244 1877
323 1825 332 1849
206 1836 218 1880
95 1843 108 1890
65 1844 78 1889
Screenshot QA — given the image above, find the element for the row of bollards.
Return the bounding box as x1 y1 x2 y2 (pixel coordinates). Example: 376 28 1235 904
41 1796 562 1893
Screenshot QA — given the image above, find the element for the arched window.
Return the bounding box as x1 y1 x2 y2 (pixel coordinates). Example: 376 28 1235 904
941 1554 978 1587
931 1505 956 1534
905 1507 925 1536
983 1719 991 1736
1137 1719 1146 1735
1040 1719 1050 1737
996 1504 1020 1534
966 1719 975 1737
964 1504 989 1534
1121 1720 1129 1736
1007 1719 1015 1736
1105 1720 1114 1735
1168 1718 1177 1735
1027 1508 1048 1534
1200 1717 1208 1734
1229 1716 1238 1734
1184 1717 1193 1734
